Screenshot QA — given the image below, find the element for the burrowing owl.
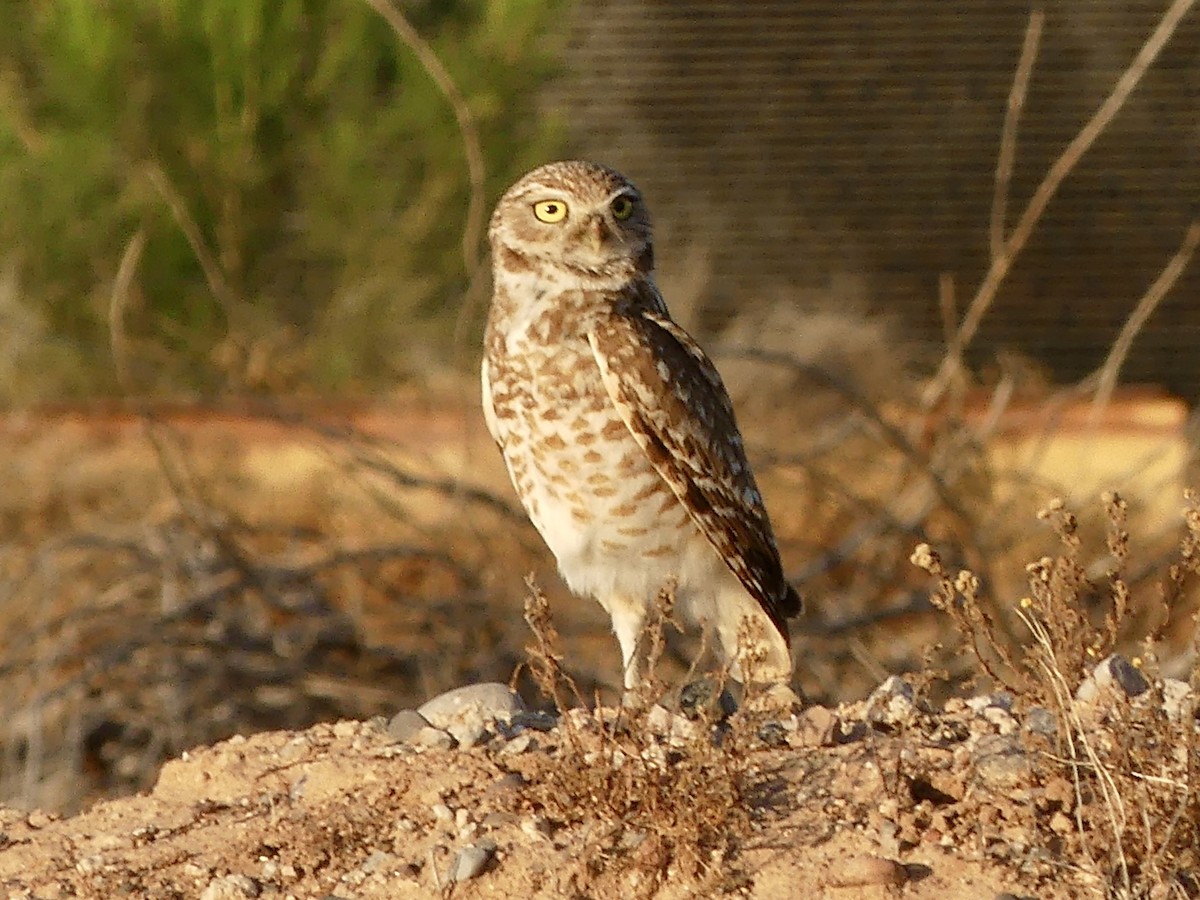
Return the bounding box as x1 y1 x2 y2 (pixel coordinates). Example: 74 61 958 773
483 160 801 692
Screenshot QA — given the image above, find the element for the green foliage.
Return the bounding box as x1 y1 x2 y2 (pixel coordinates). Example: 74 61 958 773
0 0 567 397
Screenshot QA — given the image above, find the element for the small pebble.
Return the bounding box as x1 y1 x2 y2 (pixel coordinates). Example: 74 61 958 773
199 875 261 900
500 732 535 755
796 705 837 746
277 736 310 764
1161 679 1192 721
1049 811 1073 835
827 855 907 888
521 816 553 840
982 706 1017 735
360 850 401 875
834 720 868 744
1076 654 1149 703
419 683 525 729
974 735 1030 788
1023 707 1057 737
25 811 56 829
447 840 496 883
448 719 488 749
867 676 916 728
387 710 431 743
507 709 558 733
411 726 455 751
1106 655 1149 698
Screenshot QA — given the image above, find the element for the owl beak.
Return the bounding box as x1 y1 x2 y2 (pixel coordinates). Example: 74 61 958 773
587 216 609 253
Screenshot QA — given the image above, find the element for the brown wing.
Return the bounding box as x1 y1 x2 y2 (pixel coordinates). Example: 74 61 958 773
587 290 801 638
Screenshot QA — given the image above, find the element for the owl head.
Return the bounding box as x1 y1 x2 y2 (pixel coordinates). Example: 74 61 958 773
489 160 654 277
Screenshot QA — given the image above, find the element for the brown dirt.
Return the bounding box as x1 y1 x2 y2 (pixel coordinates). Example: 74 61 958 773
0 702 1083 900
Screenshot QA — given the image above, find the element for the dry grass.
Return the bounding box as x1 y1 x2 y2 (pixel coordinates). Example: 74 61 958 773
509 580 775 897
913 492 1200 897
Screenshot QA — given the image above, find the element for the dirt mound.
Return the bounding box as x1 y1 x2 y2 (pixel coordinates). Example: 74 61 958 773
6 670 1177 900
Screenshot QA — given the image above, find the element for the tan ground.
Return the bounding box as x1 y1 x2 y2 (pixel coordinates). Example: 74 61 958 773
0 700 1084 900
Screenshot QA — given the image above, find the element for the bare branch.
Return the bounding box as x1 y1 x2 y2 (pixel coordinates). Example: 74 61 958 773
928 0 1198 403
990 10 1044 260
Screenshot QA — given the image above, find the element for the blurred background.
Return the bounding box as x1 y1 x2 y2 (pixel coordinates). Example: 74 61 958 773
1 0 1198 812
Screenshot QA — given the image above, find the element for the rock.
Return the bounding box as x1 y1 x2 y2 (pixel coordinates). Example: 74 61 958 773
359 850 402 875
499 732 536 755
678 677 737 718
982 706 1017 735
483 773 526 799
974 734 1030 789
521 816 553 840
827 855 907 887
1076 654 1149 703
410 725 455 751
451 718 489 750
277 735 310 764
1161 678 1192 722
795 705 837 746
447 840 496 882
418 683 526 747
876 819 901 857
867 676 917 728
757 721 790 747
507 709 558 733
24 811 56 829
644 704 700 744
1105 655 1149 698
387 710 431 743
966 693 1013 713
1023 707 1057 737
928 718 970 745
834 719 868 744
199 875 260 900
1049 811 1073 835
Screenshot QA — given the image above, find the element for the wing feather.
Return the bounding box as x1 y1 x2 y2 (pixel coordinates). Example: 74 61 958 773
587 292 801 637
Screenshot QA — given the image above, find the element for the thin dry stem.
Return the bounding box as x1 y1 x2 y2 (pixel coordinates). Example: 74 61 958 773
146 163 240 320
359 0 485 278
989 9 1044 260
1088 220 1200 429
108 229 146 392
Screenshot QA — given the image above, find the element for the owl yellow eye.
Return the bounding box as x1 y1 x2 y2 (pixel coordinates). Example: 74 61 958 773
533 199 568 223
611 196 635 220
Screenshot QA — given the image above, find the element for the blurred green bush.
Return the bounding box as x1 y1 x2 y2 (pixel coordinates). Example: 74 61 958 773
0 0 566 398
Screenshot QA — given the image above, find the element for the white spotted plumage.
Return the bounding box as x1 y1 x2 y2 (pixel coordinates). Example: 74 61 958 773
482 160 801 690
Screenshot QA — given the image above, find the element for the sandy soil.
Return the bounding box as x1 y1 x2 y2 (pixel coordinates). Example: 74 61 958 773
0 686 1099 900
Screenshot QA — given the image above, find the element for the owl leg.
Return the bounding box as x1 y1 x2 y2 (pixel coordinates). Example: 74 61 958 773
598 594 649 691
714 589 796 698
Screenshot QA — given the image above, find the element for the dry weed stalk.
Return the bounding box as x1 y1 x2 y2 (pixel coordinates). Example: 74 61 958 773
916 493 1200 896
909 542 1021 691
516 580 760 896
